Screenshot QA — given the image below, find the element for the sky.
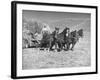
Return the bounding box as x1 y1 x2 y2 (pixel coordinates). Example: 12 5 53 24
22 10 91 23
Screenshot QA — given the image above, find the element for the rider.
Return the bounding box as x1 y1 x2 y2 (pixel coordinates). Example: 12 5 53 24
41 23 51 35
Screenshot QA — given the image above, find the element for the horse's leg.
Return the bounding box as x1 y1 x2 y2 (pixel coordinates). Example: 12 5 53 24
66 42 69 51
71 42 76 51
50 41 54 51
57 41 62 52
68 43 71 50
67 41 72 50
47 41 50 52
60 42 63 50
49 41 51 51
57 42 60 51
25 44 28 48
63 43 66 49
64 42 69 51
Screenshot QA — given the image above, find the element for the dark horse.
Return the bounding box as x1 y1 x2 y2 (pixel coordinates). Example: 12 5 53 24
66 29 83 50
50 27 70 51
49 27 60 51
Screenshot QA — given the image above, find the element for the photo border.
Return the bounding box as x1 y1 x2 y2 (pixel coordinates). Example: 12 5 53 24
11 1 98 79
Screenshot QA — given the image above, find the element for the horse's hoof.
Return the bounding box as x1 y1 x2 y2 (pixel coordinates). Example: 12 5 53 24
71 49 73 51
65 49 69 51
65 49 68 51
57 49 61 52
49 49 54 51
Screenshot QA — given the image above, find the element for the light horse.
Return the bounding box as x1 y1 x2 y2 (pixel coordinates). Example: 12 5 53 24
40 24 52 50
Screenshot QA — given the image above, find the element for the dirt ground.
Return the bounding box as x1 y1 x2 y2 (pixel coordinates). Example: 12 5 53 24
22 31 91 70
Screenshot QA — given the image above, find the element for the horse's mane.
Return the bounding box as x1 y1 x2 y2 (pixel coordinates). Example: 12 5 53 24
69 30 77 37
70 30 76 34
59 27 68 35
69 29 83 38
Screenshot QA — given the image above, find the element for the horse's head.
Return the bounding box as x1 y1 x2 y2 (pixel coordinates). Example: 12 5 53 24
77 29 83 38
70 30 77 37
63 27 69 32
55 27 59 34
63 27 70 37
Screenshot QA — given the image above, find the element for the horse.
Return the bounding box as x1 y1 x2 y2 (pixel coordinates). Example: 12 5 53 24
39 24 52 50
66 29 83 50
40 31 51 48
77 29 83 38
49 27 70 51
60 27 70 51
49 27 60 51
40 27 61 51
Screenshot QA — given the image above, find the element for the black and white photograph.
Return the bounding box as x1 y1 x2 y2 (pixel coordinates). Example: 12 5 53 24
11 1 97 79
22 10 91 69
